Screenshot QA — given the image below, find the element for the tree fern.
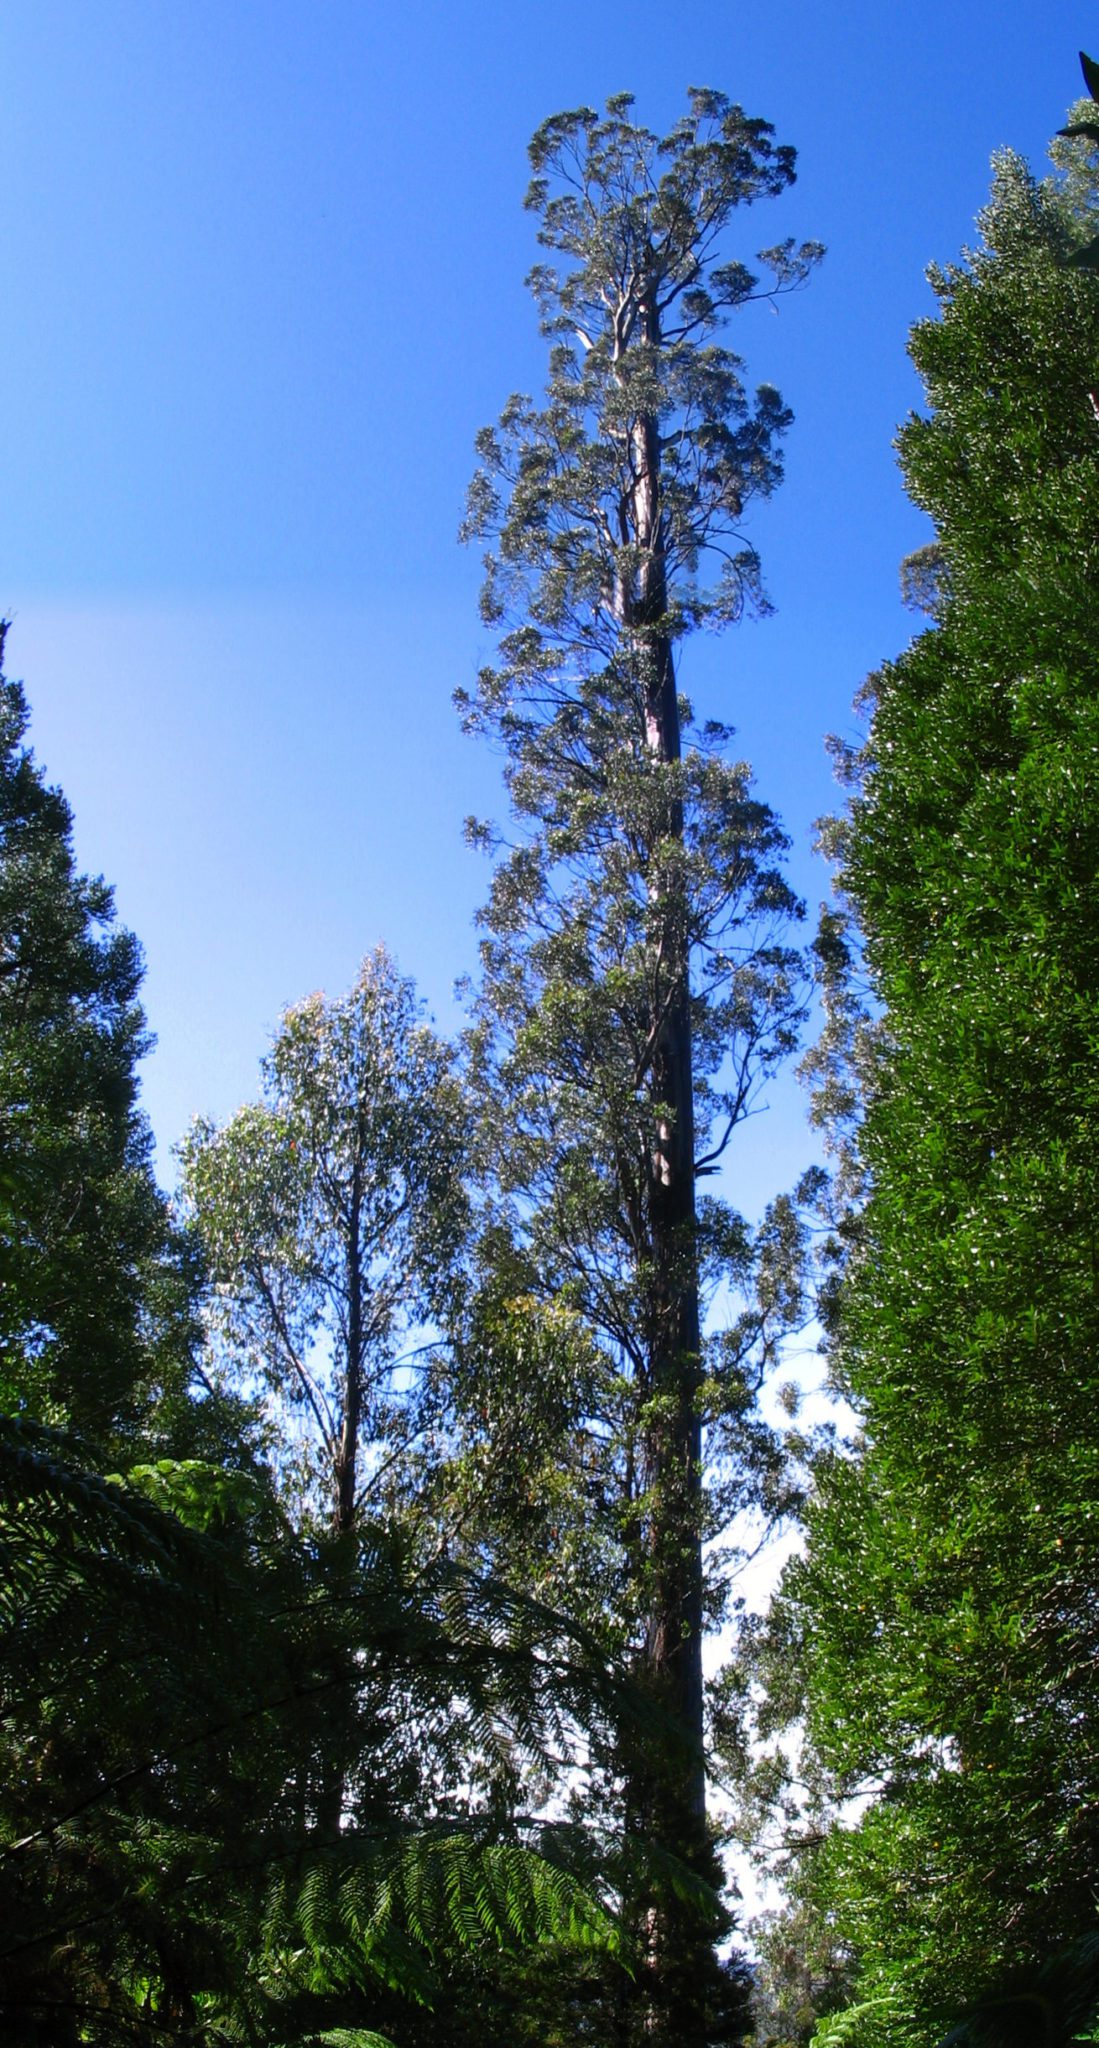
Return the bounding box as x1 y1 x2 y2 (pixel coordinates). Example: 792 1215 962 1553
1 1417 629 2045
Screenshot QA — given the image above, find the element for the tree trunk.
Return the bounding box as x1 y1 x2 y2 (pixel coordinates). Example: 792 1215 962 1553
334 1156 365 1538
634 661 712 2047
619 288 713 2046
319 1159 364 1836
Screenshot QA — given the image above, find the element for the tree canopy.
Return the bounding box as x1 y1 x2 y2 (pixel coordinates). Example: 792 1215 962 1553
179 950 468 1537
14 52 1099 2048
740 117 1099 2048
0 630 197 1457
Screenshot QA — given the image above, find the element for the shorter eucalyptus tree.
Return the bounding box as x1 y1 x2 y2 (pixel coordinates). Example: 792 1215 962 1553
179 948 468 1537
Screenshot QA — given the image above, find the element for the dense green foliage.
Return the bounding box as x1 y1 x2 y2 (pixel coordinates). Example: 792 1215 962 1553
0 630 199 1458
1 1411 628 2045
744 131 1099 2047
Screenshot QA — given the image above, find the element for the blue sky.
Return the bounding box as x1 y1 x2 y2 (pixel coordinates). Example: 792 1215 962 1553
1 0 1091 1187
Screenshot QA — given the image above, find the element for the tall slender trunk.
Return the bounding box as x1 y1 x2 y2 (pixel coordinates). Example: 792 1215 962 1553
334 1160 364 1539
617 287 712 2045
319 1159 364 1837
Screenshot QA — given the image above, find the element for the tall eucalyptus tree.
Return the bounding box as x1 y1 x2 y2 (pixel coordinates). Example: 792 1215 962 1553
460 89 820 2042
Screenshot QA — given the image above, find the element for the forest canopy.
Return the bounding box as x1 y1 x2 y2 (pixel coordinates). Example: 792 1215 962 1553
4 42 1099 2048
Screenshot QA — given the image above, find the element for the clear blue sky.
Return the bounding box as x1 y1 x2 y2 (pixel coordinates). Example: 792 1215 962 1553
1 0 1090 1187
